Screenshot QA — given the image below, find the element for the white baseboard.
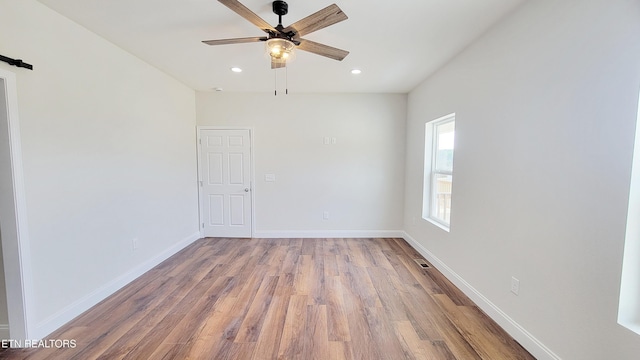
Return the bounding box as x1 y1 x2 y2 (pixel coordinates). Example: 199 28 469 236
401 231 560 360
32 232 201 340
253 229 405 238
0 323 9 339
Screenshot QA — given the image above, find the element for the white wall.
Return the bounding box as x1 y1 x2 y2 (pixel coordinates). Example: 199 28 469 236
196 92 406 237
403 0 640 359
0 0 199 338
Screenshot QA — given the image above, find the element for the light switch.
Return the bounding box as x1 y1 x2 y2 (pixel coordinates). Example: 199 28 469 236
264 174 276 182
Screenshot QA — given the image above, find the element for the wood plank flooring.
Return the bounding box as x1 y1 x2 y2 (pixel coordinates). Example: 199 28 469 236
0 238 534 360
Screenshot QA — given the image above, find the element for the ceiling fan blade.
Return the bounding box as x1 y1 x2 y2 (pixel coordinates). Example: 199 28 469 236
271 59 287 69
218 0 276 33
202 36 267 46
283 4 347 37
297 39 349 61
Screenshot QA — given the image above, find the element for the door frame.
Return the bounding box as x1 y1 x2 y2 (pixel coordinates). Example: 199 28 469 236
196 126 255 238
0 67 34 341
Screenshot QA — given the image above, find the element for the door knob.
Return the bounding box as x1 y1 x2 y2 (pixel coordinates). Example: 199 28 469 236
244 188 250 192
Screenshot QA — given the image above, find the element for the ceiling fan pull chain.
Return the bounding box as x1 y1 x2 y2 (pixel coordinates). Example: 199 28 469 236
274 67 277 96
286 66 288 95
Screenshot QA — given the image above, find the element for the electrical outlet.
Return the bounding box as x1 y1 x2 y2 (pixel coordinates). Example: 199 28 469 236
323 211 329 220
132 238 139 251
511 276 520 295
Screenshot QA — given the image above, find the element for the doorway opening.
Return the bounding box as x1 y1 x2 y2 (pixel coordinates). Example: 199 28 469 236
0 69 32 342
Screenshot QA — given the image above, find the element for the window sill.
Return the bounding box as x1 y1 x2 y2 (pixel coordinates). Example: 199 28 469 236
619 319 640 336
423 217 450 233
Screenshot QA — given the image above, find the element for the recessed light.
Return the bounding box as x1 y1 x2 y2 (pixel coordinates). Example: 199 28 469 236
231 67 242 73
351 69 362 75
213 87 223 92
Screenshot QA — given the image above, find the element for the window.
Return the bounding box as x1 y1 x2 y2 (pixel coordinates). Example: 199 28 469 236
423 114 455 229
619 92 640 335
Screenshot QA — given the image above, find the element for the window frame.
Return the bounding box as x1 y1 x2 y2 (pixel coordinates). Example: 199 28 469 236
619 92 640 335
422 113 455 231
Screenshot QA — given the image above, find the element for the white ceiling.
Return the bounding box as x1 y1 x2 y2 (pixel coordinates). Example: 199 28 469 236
37 0 525 93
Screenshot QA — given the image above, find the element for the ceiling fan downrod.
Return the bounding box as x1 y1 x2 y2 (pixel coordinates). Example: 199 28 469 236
272 0 288 27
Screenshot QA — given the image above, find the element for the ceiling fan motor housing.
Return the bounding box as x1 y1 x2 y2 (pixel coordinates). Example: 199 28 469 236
273 1 288 16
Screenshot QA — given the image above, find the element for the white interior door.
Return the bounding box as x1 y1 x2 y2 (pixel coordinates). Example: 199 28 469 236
199 129 252 238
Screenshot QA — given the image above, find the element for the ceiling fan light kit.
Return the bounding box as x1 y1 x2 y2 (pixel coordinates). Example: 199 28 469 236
204 0 349 76
266 38 296 67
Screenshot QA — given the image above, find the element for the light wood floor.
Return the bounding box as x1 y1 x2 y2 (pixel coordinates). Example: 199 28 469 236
0 238 534 359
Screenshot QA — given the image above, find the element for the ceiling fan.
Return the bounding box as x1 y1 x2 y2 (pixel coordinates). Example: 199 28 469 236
203 0 349 69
